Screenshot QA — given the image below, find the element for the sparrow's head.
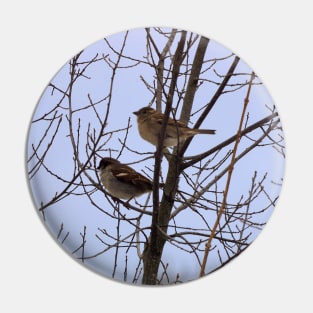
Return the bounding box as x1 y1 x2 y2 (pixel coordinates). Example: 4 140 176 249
97 157 121 170
133 106 156 119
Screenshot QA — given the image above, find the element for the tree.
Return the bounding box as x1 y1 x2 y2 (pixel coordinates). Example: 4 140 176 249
27 27 285 285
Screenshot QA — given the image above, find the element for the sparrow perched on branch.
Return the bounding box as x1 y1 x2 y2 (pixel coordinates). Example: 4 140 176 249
97 157 154 201
133 106 216 147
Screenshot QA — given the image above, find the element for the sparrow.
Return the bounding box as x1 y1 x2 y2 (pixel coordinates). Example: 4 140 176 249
133 106 216 147
97 157 153 201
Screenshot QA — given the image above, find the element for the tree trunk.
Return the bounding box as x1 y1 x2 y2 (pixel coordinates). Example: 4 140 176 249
141 34 210 285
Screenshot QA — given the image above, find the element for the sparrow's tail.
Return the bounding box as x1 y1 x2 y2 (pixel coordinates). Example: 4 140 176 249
193 129 216 135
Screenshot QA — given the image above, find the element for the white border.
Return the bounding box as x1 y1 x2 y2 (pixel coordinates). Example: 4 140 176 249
2 1 312 311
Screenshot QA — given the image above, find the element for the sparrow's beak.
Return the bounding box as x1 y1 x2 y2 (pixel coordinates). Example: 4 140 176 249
133 110 139 116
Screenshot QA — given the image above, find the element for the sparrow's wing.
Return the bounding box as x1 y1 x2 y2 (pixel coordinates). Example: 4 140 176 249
167 118 187 128
154 113 187 128
156 114 215 136
154 113 189 139
111 167 153 189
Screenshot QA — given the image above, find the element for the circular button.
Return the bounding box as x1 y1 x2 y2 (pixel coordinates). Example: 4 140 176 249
26 27 285 285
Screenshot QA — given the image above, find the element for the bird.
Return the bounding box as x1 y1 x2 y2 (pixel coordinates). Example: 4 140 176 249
97 157 154 201
133 106 216 147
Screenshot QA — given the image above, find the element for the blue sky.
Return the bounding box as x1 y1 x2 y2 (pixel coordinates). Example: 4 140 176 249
27 27 285 284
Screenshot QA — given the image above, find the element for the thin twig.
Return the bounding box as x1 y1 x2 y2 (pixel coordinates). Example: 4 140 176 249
199 71 256 277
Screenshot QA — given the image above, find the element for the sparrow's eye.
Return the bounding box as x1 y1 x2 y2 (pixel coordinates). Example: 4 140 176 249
142 108 152 115
99 160 108 169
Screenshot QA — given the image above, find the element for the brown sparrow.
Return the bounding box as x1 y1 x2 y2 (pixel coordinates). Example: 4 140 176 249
97 157 153 201
133 106 216 147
